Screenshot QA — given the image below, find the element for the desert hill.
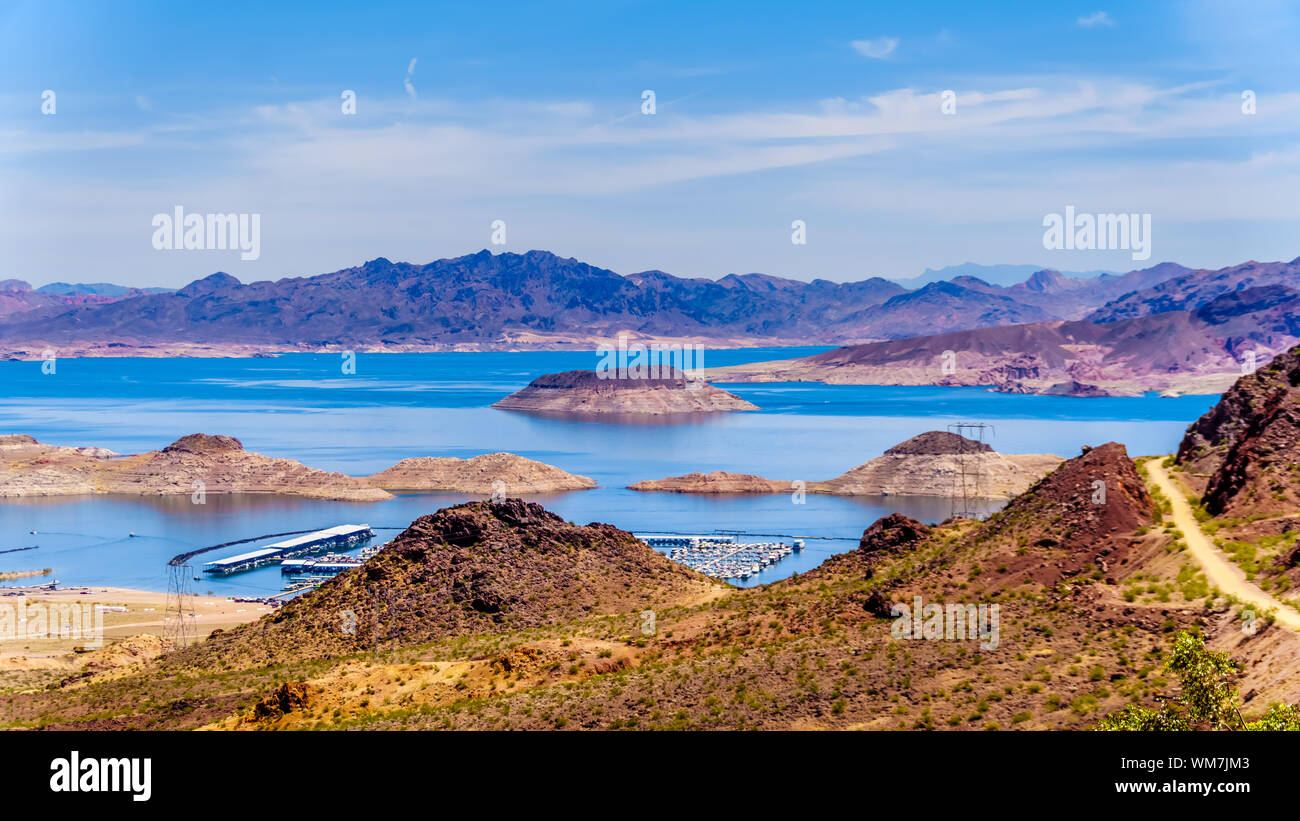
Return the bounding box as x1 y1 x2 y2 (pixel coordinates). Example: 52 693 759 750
165 499 721 667
954 442 1156 588
1165 349 1300 635
1178 343 1300 518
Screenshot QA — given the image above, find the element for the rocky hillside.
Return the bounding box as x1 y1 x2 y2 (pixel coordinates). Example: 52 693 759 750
957 442 1155 588
368 452 595 493
493 369 758 414
1178 344 1300 517
166 499 721 666
709 286 1300 396
1087 258 1300 323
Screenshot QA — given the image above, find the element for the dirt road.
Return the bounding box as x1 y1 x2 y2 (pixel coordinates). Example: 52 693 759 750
1147 460 1300 632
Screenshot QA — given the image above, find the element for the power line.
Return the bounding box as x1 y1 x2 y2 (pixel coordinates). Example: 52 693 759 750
948 422 994 520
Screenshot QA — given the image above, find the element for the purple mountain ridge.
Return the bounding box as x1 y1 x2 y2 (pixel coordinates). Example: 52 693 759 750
0 250 1288 352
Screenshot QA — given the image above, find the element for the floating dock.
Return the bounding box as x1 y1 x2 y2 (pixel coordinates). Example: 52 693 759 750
280 554 363 575
202 524 373 575
641 535 734 549
641 535 804 581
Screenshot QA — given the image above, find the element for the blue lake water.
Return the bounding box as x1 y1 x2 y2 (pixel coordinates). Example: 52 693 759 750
0 350 1220 594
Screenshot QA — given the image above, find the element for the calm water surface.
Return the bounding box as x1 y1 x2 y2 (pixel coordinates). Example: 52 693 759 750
0 351 1219 593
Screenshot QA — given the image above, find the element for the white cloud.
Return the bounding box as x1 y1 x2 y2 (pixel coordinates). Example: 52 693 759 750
851 37 898 59
1077 11 1115 27
7 77 1300 284
404 57 418 98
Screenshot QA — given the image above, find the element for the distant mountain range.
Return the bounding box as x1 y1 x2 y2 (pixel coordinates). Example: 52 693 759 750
34 282 174 297
892 262 1119 289
709 276 1300 396
0 251 1295 359
0 279 174 321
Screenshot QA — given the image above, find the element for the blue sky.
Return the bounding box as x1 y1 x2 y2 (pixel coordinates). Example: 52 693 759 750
2 0 1299 287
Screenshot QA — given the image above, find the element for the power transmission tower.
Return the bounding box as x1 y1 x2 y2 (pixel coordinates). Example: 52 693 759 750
948 422 994 520
164 562 196 648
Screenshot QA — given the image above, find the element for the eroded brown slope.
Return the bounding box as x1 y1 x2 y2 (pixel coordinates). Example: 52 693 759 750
1177 344 1300 517
164 499 721 668
957 442 1155 587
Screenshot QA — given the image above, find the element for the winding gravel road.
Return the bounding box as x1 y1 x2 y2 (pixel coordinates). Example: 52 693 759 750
1147 460 1300 633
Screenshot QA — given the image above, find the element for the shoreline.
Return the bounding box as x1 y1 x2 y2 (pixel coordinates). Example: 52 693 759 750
0 337 827 360
0 343 1229 397
0 585 271 674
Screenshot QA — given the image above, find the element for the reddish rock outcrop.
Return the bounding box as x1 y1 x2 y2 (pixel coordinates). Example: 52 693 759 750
1184 345 1300 516
965 442 1154 587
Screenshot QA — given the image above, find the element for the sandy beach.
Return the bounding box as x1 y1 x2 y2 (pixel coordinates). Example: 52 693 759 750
0 585 270 688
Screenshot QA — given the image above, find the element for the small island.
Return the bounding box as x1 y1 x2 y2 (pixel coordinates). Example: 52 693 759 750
629 431 1063 500
367 452 595 493
0 434 596 501
492 369 758 415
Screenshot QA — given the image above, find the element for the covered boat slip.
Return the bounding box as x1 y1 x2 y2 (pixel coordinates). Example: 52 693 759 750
201 524 373 574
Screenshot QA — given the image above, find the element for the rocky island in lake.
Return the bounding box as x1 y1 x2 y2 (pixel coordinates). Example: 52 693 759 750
492 369 759 415
629 431 1063 500
0 434 595 501
367 452 595 493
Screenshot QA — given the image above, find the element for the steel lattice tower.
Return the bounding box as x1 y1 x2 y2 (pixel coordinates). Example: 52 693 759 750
948 422 994 520
164 562 196 648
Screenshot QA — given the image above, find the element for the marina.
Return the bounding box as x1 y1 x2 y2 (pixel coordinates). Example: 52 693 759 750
201 524 373 575
277 543 389 595
642 535 804 581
